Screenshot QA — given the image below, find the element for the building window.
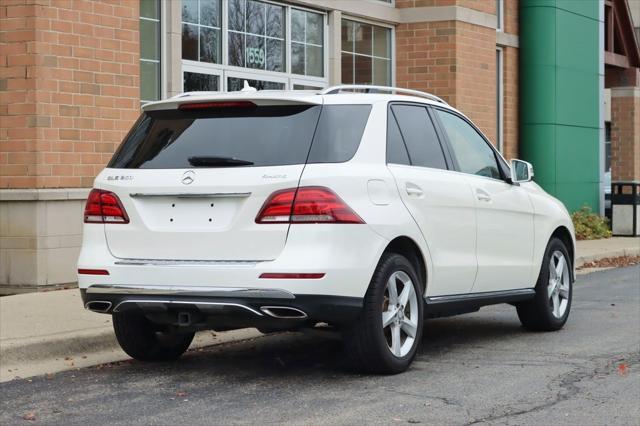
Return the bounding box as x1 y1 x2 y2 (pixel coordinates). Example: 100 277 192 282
496 0 504 31
341 19 391 85
140 0 161 103
182 0 326 92
184 71 219 91
182 0 222 64
227 0 285 71
496 48 504 152
291 9 324 77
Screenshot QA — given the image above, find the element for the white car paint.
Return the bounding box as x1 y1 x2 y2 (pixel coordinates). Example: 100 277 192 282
77 89 575 303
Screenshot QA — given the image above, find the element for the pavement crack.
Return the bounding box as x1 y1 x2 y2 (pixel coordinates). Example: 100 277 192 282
468 351 640 425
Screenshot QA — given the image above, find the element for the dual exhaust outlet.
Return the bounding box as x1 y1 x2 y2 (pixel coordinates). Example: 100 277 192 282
85 300 307 319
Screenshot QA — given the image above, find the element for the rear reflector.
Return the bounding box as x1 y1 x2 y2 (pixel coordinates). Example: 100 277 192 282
84 189 129 224
255 186 364 224
259 273 325 279
78 269 110 275
178 101 256 110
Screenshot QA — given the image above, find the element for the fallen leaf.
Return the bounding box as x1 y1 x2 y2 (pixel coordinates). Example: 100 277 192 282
618 363 628 376
23 412 36 421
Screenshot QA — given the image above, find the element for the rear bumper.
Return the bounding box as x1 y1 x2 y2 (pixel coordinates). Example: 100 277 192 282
80 286 362 329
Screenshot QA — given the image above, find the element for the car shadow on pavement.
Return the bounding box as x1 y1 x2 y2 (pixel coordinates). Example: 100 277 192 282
111 308 527 379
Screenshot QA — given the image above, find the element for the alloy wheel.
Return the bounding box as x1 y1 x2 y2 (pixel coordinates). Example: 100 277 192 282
548 250 570 319
382 271 419 357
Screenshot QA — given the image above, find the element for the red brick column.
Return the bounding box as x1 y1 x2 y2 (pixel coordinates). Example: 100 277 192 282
610 87 640 182
0 0 140 189
394 0 519 157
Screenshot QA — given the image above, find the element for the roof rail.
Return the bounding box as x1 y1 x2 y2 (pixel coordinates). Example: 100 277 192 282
320 85 448 105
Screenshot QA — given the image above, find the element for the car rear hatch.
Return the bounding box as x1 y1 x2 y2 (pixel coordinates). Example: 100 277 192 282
100 95 322 261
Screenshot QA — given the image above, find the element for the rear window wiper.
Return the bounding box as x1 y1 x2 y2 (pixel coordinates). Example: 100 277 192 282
188 156 254 167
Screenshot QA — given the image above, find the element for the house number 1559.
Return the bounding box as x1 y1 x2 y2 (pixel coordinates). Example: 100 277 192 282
247 47 265 67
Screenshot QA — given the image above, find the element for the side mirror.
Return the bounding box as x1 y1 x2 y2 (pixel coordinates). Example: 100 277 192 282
510 159 534 183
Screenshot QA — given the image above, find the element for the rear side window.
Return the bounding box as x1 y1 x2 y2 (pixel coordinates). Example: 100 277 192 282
387 112 410 165
307 105 372 164
390 105 447 170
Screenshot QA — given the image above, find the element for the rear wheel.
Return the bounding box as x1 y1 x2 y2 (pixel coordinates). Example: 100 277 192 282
112 313 195 362
516 237 572 331
344 253 424 374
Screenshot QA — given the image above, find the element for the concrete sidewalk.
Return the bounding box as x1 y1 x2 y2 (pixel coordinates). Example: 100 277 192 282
1 237 638 382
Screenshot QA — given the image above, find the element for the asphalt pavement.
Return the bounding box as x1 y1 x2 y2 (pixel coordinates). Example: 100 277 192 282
1 266 639 425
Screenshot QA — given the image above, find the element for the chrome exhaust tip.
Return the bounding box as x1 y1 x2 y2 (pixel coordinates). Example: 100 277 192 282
85 301 112 313
260 306 308 319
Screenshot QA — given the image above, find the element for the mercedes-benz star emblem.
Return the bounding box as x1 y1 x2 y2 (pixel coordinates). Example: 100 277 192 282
181 170 195 185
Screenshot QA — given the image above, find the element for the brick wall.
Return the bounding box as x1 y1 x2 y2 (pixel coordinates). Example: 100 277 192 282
611 92 640 181
0 0 140 190
504 0 518 34
396 21 506 150
395 0 496 14
455 21 497 143
395 21 457 105
503 46 519 160
395 1 519 156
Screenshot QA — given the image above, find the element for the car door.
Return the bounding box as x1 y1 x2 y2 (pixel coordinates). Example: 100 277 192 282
434 108 535 293
386 103 478 296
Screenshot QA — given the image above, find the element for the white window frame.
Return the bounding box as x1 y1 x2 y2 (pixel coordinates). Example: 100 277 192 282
496 47 504 153
180 0 329 92
140 0 163 103
182 61 223 91
340 15 395 86
496 0 504 32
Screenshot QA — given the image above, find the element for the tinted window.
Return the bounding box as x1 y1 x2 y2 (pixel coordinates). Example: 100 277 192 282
436 110 501 180
386 111 410 165
109 105 321 168
307 105 372 163
391 105 447 170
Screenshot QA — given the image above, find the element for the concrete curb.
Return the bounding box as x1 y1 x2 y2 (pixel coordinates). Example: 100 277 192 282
575 243 640 267
0 324 262 382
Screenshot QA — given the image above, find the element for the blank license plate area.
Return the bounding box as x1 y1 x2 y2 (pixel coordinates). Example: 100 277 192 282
134 197 240 231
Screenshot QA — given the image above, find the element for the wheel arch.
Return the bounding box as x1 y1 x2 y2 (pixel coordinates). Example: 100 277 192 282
550 225 575 279
383 236 427 294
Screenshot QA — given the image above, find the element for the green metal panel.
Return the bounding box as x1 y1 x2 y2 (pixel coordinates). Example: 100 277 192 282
520 0 601 212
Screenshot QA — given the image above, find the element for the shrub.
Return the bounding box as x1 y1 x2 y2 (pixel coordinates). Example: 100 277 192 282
571 206 612 240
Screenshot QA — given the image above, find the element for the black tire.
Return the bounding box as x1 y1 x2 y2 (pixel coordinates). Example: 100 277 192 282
516 237 573 331
344 253 424 374
112 313 195 362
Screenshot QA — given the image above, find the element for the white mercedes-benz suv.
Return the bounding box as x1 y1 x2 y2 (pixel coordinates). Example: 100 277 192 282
78 85 575 374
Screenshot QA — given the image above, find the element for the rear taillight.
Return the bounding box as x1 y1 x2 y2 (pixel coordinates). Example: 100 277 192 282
84 189 129 224
255 187 364 224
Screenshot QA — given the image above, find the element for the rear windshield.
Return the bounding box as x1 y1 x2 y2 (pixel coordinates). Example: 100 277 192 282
108 104 371 169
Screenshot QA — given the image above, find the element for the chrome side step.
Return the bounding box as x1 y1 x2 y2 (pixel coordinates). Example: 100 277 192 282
424 288 536 319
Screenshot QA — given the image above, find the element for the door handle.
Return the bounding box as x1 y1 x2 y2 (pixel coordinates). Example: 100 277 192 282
476 188 491 202
405 183 424 197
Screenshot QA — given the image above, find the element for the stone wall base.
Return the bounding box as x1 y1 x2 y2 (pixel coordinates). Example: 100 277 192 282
0 189 89 295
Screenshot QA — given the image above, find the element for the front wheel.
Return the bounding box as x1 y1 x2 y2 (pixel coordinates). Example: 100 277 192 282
344 253 424 374
516 237 573 331
112 313 195 362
